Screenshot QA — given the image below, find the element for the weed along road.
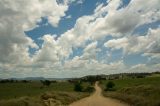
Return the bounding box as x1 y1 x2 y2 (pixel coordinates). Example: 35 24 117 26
69 82 129 106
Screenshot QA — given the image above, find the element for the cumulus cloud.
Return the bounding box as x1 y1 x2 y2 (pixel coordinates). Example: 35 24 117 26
129 63 160 73
91 0 160 38
82 41 100 60
104 28 160 57
104 37 129 51
0 0 68 65
56 0 160 51
34 35 59 62
0 0 160 78
62 57 126 77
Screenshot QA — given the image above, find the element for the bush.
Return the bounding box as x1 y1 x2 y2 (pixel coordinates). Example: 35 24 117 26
74 82 83 92
41 80 51 87
105 81 115 91
84 86 95 93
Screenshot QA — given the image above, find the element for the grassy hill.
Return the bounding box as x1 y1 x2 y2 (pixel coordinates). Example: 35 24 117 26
101 76 160 106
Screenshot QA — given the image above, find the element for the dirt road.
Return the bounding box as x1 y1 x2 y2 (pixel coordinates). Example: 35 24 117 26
69 82 129 106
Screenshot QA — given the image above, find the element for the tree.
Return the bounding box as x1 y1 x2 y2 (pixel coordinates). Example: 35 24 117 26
105 81 115 91
74 82 83 92
41 80 51 87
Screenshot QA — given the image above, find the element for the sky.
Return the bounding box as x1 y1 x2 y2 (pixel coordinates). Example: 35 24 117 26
0 0 160 78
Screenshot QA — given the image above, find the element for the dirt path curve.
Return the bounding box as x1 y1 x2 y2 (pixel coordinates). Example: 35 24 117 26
69 82 129 106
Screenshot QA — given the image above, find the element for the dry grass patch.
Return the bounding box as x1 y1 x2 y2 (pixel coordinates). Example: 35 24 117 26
0 91 89 106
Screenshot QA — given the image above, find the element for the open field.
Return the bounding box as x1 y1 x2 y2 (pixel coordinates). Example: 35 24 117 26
0 73 160 106
0 81 91 106
0 91 89 106
0 81 75 100
100 76 160 106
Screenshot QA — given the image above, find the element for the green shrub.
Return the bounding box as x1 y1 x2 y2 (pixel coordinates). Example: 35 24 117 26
41 80 51 87
74 82 83 92
84 86 94 93
105 81 115 91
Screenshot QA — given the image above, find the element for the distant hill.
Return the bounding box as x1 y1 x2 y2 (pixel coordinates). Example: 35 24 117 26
0 77 74 81
8 77 46 81
1 71 159 81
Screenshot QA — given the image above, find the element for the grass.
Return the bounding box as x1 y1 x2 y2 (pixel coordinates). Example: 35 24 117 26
101 76 160 106
0 91 89 106
41 91 89 105
0 81 91 106
0 81 75 100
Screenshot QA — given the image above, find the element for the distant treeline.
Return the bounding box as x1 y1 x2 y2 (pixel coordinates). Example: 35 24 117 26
0 72 159 84
105 71 160 80
0 79 57 84
68 71 160 83
0 79 31 83
68 75 106 84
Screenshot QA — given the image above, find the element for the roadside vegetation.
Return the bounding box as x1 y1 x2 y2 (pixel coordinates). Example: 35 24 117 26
0 92 89 106
0 72 159 106
0 80 91 106
0 81 74 100
101 75 160 106
105 81 115 91
74 81 95 93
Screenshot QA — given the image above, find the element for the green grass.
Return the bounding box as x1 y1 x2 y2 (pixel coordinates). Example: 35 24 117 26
101 76 160 89
0 91 89 106
0 81 75 100
0 80 92 99
0 81 91 106
101 76 160 106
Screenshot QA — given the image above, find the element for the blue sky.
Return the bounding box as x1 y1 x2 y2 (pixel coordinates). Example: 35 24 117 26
26 0 135 64
0 0 160 78
26 0 148 66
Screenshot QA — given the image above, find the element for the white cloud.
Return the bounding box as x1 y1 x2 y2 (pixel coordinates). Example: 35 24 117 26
57 0 160 49
129 63 160 73
34 34 59 62
104 37 129 51
81 41 100 60
90 0 160 39
62 57 127 77
0 0 68 65
63 0 85 5
76 0 84 4
0 0 160 78
65 15 72 19
104 28 160 56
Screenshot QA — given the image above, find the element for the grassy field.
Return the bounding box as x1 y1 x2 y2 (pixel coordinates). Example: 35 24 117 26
101 76 160 106
0 81 91 106
0 91 89 106
1 74 159 106
0 81 75 100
